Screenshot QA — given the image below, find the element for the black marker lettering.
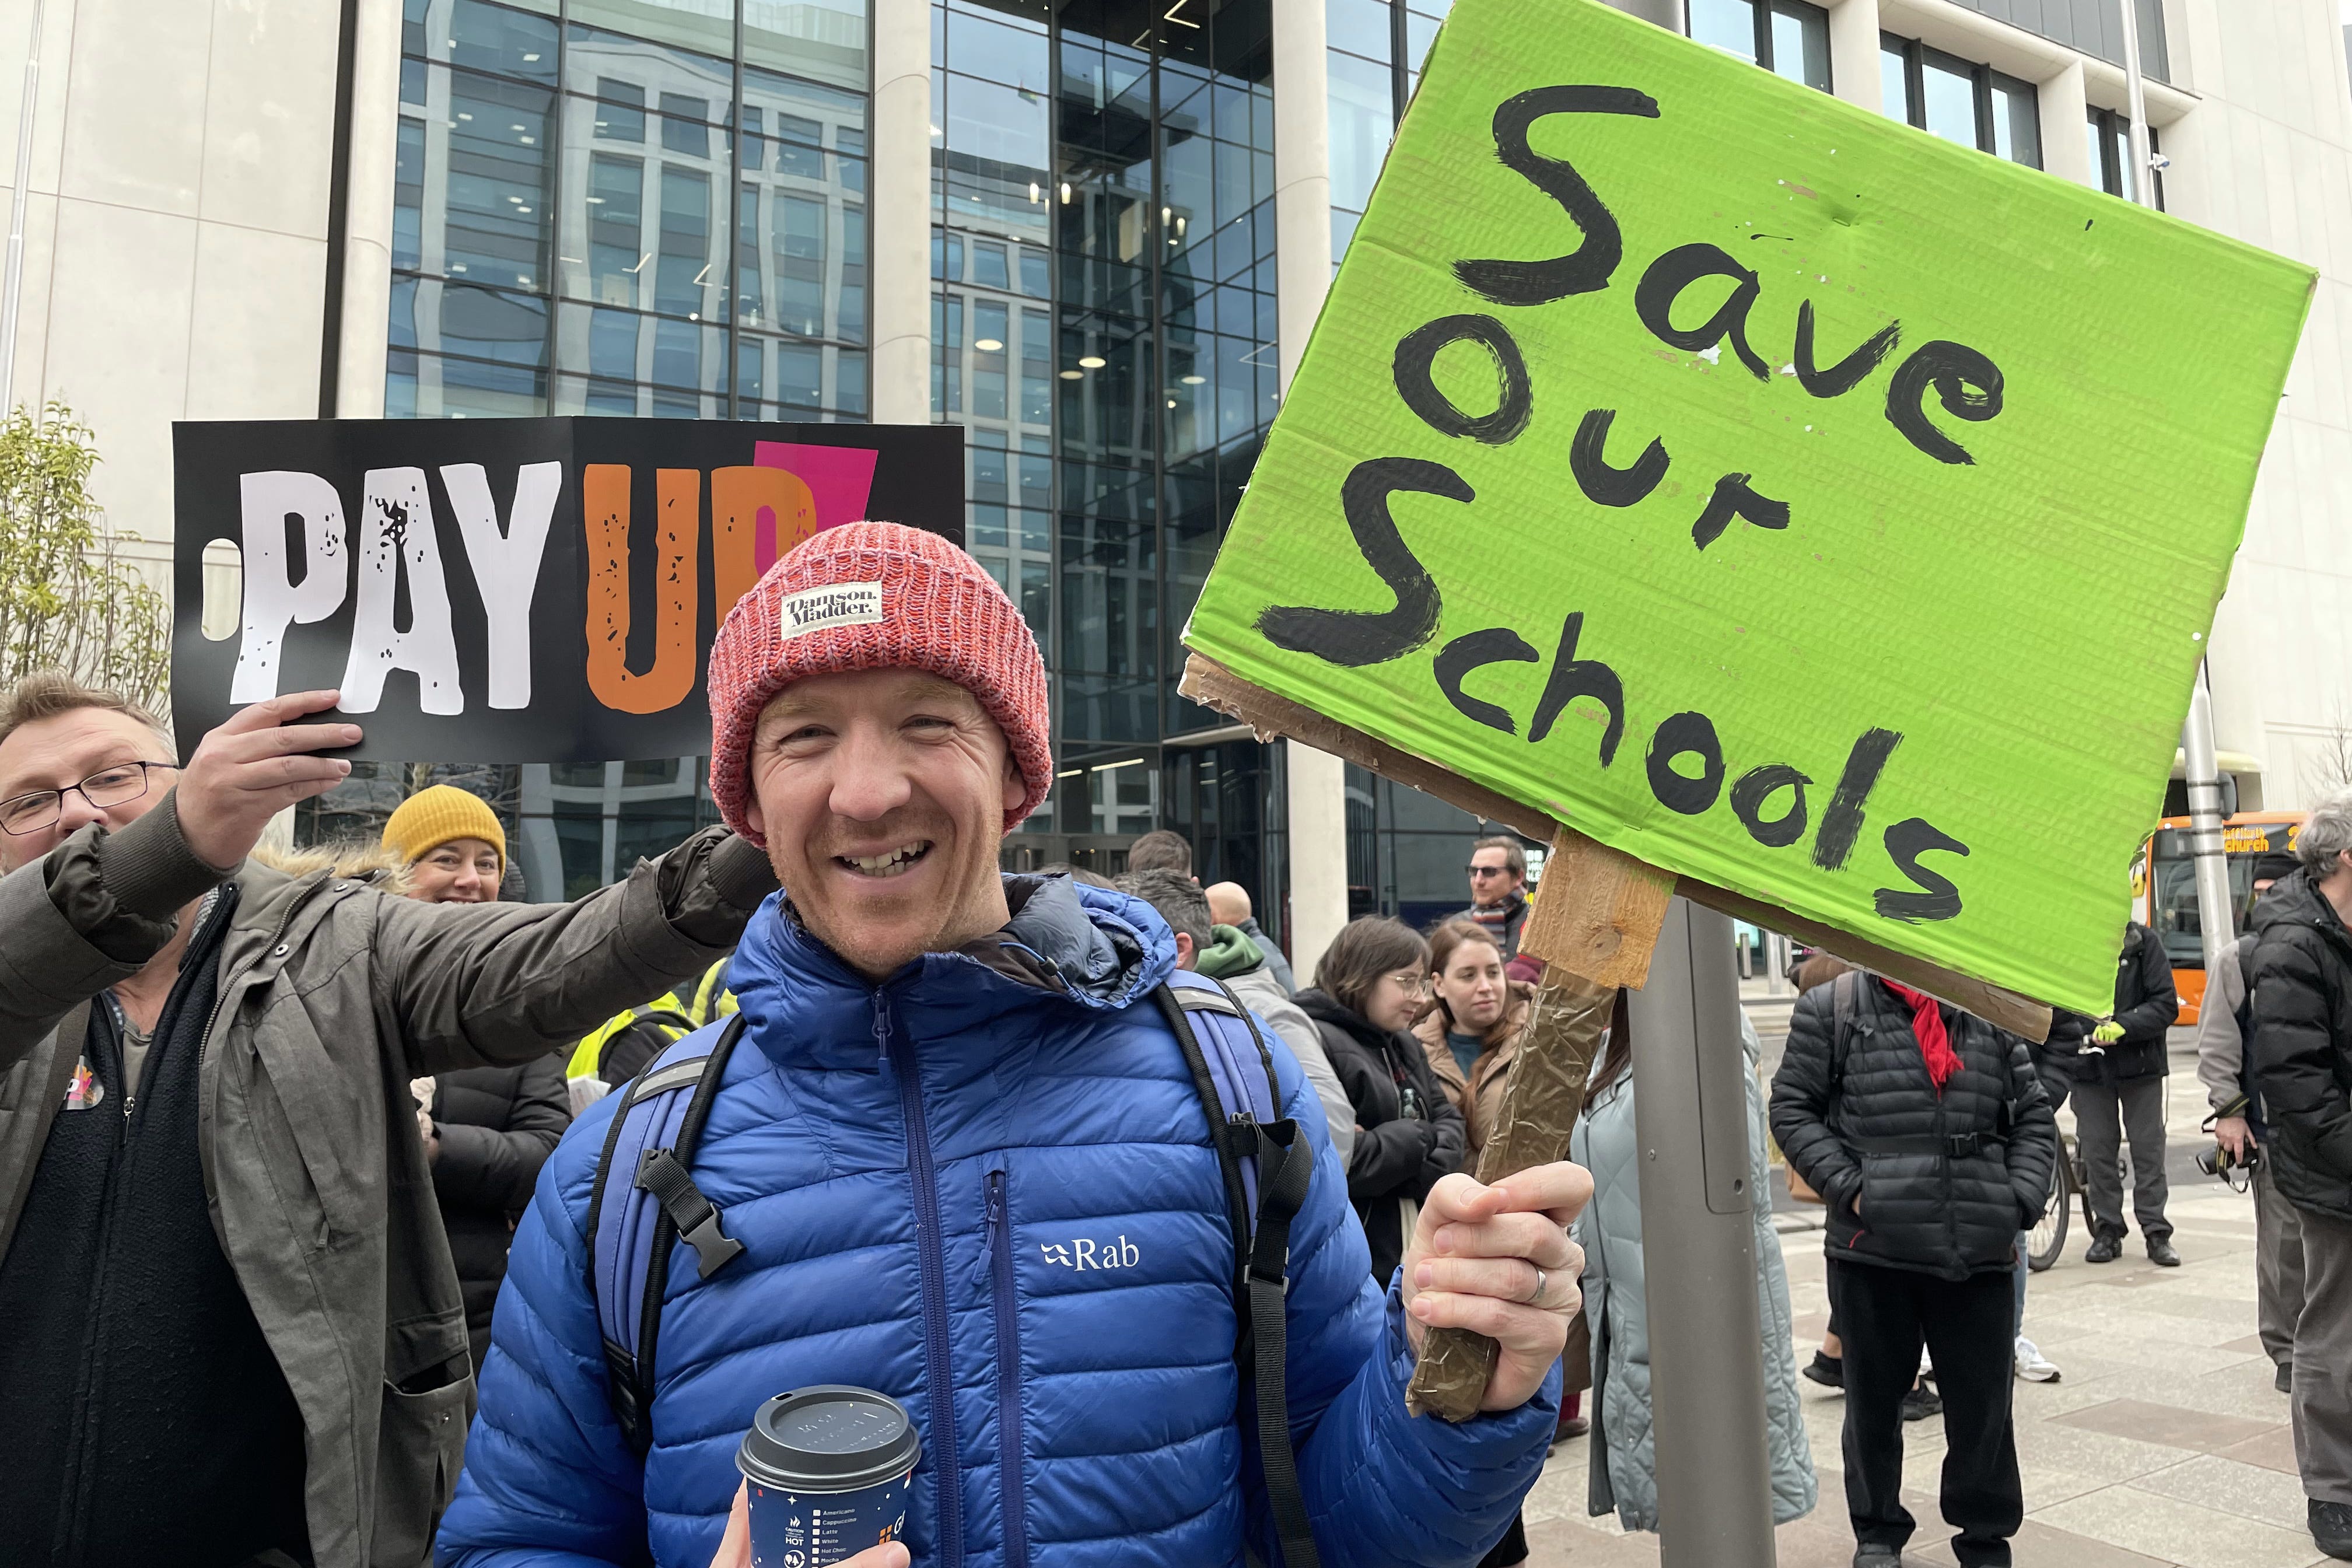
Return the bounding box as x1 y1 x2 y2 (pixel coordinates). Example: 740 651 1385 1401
1454 85 1660 307
1885 340 2004 465
1570 408 1669 507
1634 243 1772 381
1256 457 1471 667
1690 473 1790 550
1528 611 1626 766
1645 710 1725 815
1393 315 1534 444
1812 727 1903 871
1434 627 1540 735
1794 300 1901 400
1875 817 1970 922
1730 763 1811 848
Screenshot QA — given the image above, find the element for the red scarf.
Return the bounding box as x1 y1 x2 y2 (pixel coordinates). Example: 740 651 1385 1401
1885 982 1960 1092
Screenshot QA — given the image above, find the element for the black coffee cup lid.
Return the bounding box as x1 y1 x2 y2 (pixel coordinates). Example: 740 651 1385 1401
738 1386 922 1494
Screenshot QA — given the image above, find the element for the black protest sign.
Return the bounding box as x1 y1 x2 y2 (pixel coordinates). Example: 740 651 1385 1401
172 418 963 762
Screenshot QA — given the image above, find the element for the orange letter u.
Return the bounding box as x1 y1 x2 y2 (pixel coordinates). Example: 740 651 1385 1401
583 464 699 715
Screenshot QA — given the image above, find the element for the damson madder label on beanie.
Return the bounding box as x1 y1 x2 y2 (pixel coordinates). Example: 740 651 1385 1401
778 582 886 639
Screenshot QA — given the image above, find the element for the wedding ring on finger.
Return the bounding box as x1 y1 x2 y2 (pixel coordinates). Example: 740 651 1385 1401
1524 1266 1548 1307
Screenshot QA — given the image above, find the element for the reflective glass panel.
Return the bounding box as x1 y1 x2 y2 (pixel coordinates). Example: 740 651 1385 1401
1689 0 1756 62
1919 48 1978 149
1767 2 1830 92
1989 74 2039 167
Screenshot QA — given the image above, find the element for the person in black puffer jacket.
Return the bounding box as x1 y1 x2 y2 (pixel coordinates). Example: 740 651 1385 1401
1296 917 1467 1289
1770 971 2056 1568
382 787 574 1370
422 1060 570 1367
2246 792 2352 1562
2066 921 2180 1266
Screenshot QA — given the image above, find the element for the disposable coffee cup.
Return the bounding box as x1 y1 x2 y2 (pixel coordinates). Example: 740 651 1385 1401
737 1385 922 1568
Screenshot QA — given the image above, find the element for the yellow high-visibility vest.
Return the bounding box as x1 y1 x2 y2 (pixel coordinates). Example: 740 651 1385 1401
565 954 737 1081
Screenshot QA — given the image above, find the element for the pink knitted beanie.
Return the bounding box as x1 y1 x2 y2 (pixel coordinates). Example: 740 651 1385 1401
706 521 1053 844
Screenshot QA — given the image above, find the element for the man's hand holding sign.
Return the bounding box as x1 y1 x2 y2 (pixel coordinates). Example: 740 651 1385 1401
1181 0 2311 1419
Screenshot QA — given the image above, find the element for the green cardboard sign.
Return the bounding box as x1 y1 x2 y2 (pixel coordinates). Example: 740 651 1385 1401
1182 0 2312 1015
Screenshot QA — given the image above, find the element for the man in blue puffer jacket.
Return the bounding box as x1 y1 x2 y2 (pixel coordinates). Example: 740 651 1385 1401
438 523 1586 1568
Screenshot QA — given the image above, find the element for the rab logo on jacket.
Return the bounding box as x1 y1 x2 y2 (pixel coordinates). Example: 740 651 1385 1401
1039 1236 1141 1272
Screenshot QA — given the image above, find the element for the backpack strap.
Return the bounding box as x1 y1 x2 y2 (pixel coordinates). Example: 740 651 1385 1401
1157 971 1322 1568
584 1012 750 1452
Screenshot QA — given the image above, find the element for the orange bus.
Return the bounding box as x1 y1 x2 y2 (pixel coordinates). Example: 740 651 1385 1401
2129 811 2305 1026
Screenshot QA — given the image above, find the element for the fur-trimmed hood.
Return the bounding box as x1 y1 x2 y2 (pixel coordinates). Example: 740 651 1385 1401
247 840 410 897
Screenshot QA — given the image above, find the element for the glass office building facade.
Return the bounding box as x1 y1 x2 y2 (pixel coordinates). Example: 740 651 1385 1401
304 0 871 896
931 0 1291 926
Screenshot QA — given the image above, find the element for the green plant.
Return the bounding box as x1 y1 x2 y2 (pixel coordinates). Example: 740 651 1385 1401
0 402 169 710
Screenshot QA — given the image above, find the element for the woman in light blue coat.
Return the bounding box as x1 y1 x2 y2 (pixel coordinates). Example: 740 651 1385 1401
1572 1010 1817 1531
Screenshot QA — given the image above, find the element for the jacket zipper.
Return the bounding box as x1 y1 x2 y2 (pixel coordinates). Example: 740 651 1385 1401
984 1169 1031 1568
880 993 965 1567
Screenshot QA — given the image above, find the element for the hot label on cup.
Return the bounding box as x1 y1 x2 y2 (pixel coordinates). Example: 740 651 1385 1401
738 1385 923 1568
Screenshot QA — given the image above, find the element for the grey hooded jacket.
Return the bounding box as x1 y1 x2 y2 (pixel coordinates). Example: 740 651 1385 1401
0 794 774 1566
1572 1013 1816 1532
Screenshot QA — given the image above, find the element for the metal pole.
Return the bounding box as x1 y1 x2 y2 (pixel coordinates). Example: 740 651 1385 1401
2183 667 2236 967
1 0 43 418
2117 0 2230 968
1599 0 1771 1548
1595 0 1769 1552
1629 898 1776 1567
2116 0 2154 211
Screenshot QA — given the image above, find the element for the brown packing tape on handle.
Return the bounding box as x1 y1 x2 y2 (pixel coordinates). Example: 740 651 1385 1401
1404 970 1616 1422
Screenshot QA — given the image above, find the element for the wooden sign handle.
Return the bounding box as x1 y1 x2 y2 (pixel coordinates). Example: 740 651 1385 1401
1403 833 1668 1422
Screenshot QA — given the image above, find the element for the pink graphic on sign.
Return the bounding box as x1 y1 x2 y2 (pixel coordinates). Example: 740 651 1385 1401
750 441 880 576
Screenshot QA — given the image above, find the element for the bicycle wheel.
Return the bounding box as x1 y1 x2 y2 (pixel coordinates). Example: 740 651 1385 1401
2029 1153 2071 1271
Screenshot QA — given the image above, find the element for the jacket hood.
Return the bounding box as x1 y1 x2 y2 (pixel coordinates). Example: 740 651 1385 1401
249 839 410 893
727 871 1178 1070
2250 867 2352 951
1193 922 1262 981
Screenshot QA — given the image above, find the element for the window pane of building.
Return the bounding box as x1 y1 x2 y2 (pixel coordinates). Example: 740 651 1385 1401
1328 0 1391 57
1690 0 1758 62
1881 40 1909 123
1989 73 2039 167
1768 2 1830 92
1327 48 1394 214
1919 48 1977 148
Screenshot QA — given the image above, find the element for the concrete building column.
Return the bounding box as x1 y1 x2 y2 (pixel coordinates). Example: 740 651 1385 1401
869 0 932 426
1269 0 1350 982
333 0 402 419
2037 57 2094 187
1825 0 1882 113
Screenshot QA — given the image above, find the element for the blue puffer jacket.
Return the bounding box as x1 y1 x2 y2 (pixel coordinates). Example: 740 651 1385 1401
438 875 1556 1567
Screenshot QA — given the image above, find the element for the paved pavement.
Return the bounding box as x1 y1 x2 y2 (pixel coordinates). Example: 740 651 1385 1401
1521 986 2325 1567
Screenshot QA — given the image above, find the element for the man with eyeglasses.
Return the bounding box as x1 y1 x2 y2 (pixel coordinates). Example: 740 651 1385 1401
1460 835 1535 963
0 671 775 1568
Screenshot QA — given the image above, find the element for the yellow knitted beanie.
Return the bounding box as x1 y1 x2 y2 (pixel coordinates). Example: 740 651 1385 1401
382 785 507 874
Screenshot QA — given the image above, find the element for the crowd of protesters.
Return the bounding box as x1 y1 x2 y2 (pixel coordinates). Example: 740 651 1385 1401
4 521 2348 1568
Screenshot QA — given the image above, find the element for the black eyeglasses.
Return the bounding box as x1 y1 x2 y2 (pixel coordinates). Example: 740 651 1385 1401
0 761 179 836
1466 864 1512 877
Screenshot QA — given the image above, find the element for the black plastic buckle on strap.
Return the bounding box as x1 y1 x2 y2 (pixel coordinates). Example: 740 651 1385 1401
1944 1130 2001 1158
635 1147 746 1280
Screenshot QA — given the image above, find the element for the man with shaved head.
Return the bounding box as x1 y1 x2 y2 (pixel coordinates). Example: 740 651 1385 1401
1206 879 1296 995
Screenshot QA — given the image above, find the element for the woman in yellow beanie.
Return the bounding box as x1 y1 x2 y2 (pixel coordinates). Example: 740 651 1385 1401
382 784 508 905
380 783 567 1370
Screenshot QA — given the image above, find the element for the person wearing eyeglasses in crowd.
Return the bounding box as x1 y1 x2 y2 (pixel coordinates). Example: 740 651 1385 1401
0 672 774 1568
1461 835 1536 963
1296 916 1468 1287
